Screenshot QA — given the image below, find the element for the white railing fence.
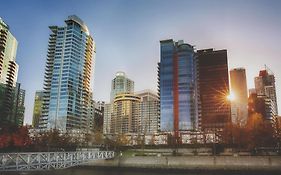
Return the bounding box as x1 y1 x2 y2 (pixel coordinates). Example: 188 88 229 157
0 151 114 171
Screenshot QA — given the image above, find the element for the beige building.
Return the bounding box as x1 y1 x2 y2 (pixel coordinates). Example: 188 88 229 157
136 90 160 134
111 93 140 134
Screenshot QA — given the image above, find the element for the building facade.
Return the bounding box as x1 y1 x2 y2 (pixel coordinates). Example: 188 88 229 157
196 49 231 131
103 103 112 134
111 93 141 134
0 17 25 126
248 92 277 122
12 83 25 126
254 68 278 115
158 39 197 138
32 90 44 128
0 17 18 86
229 68 248 125
40 15 95 131
136 90 160 134
88 100 104 132
92 101 104 133
110 71 134 102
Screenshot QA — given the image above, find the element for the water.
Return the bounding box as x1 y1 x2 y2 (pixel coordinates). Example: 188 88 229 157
2 167 281 175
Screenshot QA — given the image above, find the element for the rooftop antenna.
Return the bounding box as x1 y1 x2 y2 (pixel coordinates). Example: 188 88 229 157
264 64 274 75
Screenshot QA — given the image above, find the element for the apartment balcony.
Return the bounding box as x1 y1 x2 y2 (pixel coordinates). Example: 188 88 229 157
0 34 7 40
0 40 6 46
47 49 55 54
46 54 55 59
0 32 7 38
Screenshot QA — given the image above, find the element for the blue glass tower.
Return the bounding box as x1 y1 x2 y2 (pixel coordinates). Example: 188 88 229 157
158 39 196 134
40 15 95 131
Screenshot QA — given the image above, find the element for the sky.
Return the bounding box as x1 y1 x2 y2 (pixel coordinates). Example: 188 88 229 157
1 0 281 125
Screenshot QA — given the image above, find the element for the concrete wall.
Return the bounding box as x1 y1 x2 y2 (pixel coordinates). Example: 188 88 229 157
86 156 281 171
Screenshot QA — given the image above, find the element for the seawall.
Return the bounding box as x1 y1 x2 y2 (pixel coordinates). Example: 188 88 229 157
84 156 281 171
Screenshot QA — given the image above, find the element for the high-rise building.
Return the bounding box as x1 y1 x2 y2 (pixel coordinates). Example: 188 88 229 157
93 101 104 132
229 68 248 125
254 67 278 115
40 15 95 131
136 90 160 134
0 17 24 126
12 83 25 126
196 49 231 131
110 71 134 102
0 17 18 86
158 39 197 138
111 93 140 134
88 100 104 132
248 92 277 122
32 90 44 128
87 98 95 131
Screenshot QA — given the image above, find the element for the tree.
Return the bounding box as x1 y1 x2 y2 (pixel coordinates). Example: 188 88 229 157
12 126 31 148
246 113 277 150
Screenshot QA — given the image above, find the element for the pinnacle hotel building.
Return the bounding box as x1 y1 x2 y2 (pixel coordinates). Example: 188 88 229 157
196 49 231 130
158 39 197 137
40 15 95 131
110 71 134 102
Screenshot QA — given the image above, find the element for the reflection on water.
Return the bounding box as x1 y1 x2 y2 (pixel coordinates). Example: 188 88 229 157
3 167 281 175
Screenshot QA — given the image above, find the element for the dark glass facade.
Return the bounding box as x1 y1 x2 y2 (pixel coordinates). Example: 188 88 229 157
196 49 231 130
159 39 196 133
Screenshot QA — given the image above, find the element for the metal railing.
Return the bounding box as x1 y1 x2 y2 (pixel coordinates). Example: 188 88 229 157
0 150 114 171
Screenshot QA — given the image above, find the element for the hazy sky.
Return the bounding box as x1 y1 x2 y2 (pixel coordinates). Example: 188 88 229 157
1 0 281 125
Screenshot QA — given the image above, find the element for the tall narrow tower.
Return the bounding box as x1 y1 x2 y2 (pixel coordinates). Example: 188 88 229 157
230 68 248 125
40 15 95 131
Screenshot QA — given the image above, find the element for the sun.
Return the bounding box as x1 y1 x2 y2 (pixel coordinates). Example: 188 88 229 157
227 91 235 101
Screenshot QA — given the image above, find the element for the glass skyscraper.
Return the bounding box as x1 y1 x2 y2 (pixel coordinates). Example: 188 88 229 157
40 15 95 131
110 71 134 102
158 39 197 136
196 49 231 131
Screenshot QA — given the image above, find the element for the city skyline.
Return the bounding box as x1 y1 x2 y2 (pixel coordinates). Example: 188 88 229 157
0 0 281 125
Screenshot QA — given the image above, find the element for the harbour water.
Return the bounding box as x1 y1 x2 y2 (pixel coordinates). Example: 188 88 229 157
3 167 281 175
